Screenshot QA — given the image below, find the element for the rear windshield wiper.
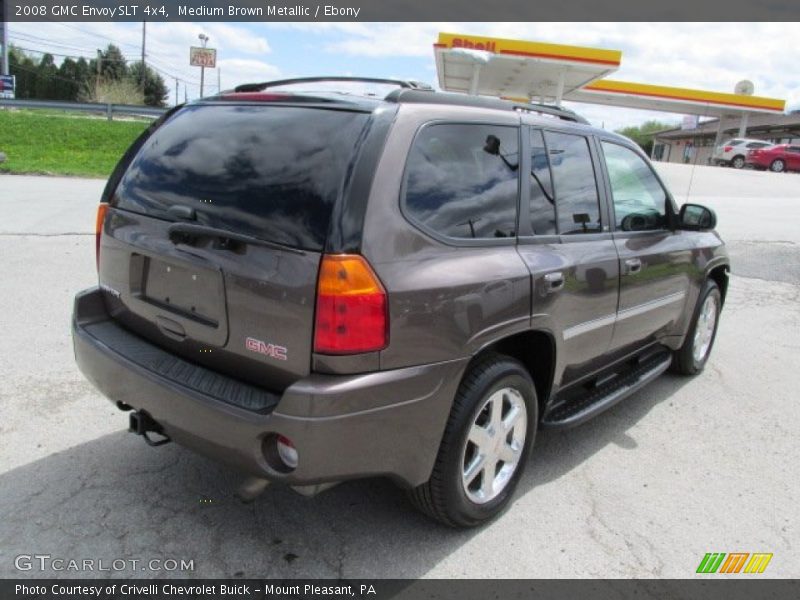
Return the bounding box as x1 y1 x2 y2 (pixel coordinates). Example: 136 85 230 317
167 222 306 255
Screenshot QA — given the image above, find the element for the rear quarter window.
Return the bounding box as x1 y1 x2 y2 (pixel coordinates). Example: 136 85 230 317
402 123 520 241
111 104 369 252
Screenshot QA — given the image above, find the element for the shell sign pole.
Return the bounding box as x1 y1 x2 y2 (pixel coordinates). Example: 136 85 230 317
190 34 216 98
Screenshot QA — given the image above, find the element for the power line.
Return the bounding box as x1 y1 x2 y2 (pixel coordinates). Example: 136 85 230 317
9 42 132 64
8 31 101 54
53 22 143 52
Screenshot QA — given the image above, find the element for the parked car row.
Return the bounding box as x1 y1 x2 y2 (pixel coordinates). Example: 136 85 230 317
711 137 800 172
745 143 800 172
711 138 773 168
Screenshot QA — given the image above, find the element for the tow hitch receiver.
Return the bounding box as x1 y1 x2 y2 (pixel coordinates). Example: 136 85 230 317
129 410 171 447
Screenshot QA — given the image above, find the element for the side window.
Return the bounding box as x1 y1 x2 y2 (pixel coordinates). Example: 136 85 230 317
544 131 602 234
529 129 557 235
601 141 667 232
404 124 519 240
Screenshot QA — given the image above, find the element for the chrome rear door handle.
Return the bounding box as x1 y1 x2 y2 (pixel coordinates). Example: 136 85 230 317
544 271 565 293
625 258 642 274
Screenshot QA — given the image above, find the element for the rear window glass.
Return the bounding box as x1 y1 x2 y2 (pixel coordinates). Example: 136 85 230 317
112 104 369 251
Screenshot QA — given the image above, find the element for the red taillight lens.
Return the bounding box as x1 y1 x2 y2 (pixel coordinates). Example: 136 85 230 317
95 203 108 271
723 146 733 152
313 254 388 354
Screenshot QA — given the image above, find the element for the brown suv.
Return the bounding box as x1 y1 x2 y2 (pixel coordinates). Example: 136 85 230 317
72 77 729 527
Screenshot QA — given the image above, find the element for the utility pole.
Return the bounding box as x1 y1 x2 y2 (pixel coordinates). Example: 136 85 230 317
198 33 208 98
95 49 102 93
1 0 9 76
140 21 146 90
217 67 220 94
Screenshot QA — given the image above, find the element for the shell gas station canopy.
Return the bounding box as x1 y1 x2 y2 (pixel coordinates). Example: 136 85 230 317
434 32 786 129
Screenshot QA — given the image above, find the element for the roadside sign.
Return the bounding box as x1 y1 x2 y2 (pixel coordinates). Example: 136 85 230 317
190 47 217 68
681 114 699 130
0 75 15 99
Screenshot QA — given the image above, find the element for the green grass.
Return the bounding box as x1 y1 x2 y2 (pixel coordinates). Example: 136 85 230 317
0 110 150 178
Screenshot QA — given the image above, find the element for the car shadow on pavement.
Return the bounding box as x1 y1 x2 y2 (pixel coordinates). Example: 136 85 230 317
0 373 693 579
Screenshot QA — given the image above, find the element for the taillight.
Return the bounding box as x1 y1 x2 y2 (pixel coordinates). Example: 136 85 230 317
95 203 108 271
313 254 388 354
723 146 733 152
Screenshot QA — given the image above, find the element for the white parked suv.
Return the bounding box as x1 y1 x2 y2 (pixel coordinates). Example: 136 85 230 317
712 138 773 169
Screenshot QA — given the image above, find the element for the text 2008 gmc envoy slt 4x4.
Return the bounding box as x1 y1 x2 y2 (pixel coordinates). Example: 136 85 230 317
73 77 729 527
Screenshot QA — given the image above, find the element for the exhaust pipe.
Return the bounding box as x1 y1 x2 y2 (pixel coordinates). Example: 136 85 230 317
128 410 171 447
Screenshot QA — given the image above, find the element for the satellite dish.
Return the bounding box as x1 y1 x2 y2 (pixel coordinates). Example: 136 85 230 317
734 80 755 96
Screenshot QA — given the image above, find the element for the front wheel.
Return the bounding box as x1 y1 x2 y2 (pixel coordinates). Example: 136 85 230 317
671 280 721 375
770 159 786 173
409 354 537 527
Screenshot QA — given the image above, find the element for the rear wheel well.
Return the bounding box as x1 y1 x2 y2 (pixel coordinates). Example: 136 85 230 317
708 265 729 305
474 331 555 416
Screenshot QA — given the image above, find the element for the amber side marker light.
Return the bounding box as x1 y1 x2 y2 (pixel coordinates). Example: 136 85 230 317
95 203 109 271
313 254 388 354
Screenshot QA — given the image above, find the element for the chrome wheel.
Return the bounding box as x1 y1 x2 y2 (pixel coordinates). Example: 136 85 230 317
732 156 744 169
692 294 718 363
771 159 785 173
461 387 527 505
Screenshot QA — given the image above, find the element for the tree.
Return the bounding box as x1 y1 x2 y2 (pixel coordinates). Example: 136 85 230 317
128 62 169 107
99 44 128 81
57 57 81 100
615 120 677 155
34 53 58 100
8 45 38 99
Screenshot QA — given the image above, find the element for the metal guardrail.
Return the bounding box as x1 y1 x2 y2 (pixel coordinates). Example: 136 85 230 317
0 98 168 120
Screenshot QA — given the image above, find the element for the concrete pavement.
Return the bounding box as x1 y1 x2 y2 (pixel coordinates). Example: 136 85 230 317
0 165 797 578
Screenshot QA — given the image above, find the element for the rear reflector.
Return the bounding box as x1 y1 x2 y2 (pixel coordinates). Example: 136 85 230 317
276 435 298 470
95 203 108 271
313 254 388 354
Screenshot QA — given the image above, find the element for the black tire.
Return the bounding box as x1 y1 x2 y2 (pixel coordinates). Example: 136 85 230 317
770 159 786 173
731 155 745 169
409 354 537 527
670 279 721 376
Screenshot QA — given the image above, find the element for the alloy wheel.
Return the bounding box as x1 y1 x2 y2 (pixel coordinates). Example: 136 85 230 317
692 294 718 363
461 387 527 504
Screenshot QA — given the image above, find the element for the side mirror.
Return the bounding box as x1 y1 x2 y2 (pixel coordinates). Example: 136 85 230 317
679 203 717 231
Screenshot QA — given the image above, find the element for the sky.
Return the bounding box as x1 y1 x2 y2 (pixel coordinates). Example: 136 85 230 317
7 21 800 130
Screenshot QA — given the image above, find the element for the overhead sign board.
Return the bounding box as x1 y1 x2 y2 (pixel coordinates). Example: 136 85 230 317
190 47 217 68
0 75 15 99
682 115 699 130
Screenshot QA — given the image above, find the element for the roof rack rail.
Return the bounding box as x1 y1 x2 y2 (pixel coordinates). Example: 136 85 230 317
385 89 588 124
234 77 434 94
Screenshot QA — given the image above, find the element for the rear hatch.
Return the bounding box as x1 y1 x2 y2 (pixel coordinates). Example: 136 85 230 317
99 102 371 391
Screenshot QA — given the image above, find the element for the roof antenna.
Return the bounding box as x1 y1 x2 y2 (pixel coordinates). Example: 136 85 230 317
684 103 709 203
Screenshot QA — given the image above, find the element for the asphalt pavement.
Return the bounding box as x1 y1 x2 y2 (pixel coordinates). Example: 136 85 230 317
0 164 797 578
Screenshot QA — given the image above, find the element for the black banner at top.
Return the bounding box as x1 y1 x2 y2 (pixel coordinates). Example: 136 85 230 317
3 0 800 21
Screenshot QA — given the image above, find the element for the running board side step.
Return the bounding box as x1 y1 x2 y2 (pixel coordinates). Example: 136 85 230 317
541 352 673 429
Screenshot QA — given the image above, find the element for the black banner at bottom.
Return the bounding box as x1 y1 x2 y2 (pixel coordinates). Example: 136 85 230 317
2 579 798 600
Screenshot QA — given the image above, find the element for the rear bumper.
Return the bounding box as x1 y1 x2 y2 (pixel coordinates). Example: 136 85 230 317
72 287 467 487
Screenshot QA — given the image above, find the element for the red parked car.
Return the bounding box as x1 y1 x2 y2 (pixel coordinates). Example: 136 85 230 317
746 143 800 173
